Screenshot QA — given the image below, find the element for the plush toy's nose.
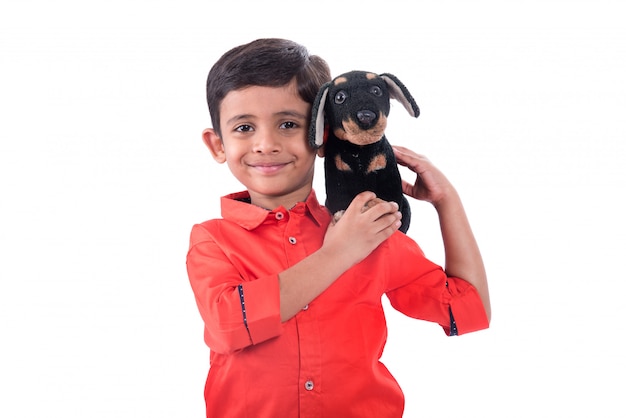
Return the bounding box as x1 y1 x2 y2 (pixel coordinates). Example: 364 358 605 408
356 110 377 128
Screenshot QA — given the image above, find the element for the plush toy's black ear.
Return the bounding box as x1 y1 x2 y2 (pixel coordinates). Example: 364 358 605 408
308 82 331 148
380 73 420 118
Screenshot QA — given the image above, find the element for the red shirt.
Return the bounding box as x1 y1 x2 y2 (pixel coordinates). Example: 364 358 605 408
187 190 488 417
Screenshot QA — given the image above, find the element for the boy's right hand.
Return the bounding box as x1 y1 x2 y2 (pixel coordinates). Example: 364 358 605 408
322 191 402 267
277 192 401 322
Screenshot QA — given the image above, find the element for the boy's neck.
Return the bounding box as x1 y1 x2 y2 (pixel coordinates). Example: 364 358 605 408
248 188 312 211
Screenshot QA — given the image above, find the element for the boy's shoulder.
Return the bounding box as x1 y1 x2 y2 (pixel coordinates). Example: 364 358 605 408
189 220 221 247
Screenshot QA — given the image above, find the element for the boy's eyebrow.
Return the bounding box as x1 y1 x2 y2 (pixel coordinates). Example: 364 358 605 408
225 114 254 126
225 110 308 126
275 110 308 120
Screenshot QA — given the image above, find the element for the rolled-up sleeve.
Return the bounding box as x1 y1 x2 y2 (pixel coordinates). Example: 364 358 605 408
444 276 489 335
383 233 489 336
186 224 282 354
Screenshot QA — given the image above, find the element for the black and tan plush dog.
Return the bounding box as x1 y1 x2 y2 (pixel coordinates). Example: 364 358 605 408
309 70 420 233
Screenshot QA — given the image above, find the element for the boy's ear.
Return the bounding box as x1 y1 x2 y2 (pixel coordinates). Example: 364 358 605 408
202 128 226 163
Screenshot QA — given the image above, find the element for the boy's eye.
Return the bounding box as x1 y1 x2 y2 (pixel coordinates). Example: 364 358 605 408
280 121 297 129
235 124 253 132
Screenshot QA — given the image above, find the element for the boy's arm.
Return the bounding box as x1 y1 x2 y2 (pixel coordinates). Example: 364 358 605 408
278 191 402 321
393 146 491 322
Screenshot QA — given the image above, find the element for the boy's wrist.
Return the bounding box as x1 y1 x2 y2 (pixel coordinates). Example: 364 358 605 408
432 185 460 213
316 244 357 273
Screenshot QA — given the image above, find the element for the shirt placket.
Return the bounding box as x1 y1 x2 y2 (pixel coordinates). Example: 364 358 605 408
278 208 323 416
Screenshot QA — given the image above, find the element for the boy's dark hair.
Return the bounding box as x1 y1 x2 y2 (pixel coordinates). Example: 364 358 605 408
206 38 331 137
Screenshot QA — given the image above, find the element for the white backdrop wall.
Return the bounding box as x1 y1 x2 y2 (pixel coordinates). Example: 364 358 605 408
1 1 625 416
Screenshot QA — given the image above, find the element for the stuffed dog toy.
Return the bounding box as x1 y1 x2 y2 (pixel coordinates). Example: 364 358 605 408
309 70 420 233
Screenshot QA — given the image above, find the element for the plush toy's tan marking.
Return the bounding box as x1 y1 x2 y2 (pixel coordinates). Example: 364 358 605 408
333 115 387 145
365 72 377 80
368 154 387 173
334 154 352 171
333 76 348 85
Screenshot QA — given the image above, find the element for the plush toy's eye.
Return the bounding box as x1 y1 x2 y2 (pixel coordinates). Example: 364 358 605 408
370 86 383 96
334 90 347 104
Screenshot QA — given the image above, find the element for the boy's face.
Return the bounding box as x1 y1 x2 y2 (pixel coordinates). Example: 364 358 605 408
203 79 320 210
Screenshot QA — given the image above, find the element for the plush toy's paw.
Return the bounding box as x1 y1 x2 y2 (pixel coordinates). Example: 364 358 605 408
332 210 345 225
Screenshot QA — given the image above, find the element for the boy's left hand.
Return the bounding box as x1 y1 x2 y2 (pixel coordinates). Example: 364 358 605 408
393 145 455 207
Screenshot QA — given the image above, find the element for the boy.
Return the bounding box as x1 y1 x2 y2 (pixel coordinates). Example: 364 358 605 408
187 38 491 417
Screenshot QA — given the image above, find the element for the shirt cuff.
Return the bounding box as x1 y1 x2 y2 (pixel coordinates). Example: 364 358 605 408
447 278 489 335
240 275 283 345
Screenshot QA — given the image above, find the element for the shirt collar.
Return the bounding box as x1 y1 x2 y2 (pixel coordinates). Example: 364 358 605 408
220 189 329 230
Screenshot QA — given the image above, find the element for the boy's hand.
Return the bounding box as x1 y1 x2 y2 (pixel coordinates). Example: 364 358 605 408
323 191 401 267
393 145 455 207
330 197 385 225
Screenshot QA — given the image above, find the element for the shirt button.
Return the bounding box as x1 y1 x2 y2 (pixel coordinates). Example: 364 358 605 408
305 380 314 391
302 304 309 311
288 237 297 245
275 212 284 220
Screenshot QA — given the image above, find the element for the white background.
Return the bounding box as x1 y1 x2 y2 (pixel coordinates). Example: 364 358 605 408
1 1 625 416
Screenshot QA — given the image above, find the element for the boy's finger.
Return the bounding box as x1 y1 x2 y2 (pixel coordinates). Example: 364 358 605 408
361 197 384 212
347 191 377 212
393 146 428 171
366 202 401 225
361 198 399 214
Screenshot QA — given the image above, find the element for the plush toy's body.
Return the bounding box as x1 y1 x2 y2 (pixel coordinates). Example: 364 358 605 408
309 70 420 233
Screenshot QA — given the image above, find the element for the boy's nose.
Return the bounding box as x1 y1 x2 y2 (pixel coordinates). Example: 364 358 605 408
252 131 281 153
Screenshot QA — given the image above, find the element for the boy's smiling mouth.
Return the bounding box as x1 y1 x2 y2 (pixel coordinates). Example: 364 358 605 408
248 161 291 174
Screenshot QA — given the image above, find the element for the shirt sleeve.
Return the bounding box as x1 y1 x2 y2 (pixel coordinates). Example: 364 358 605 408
383 234 489 336
186 224 283 354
